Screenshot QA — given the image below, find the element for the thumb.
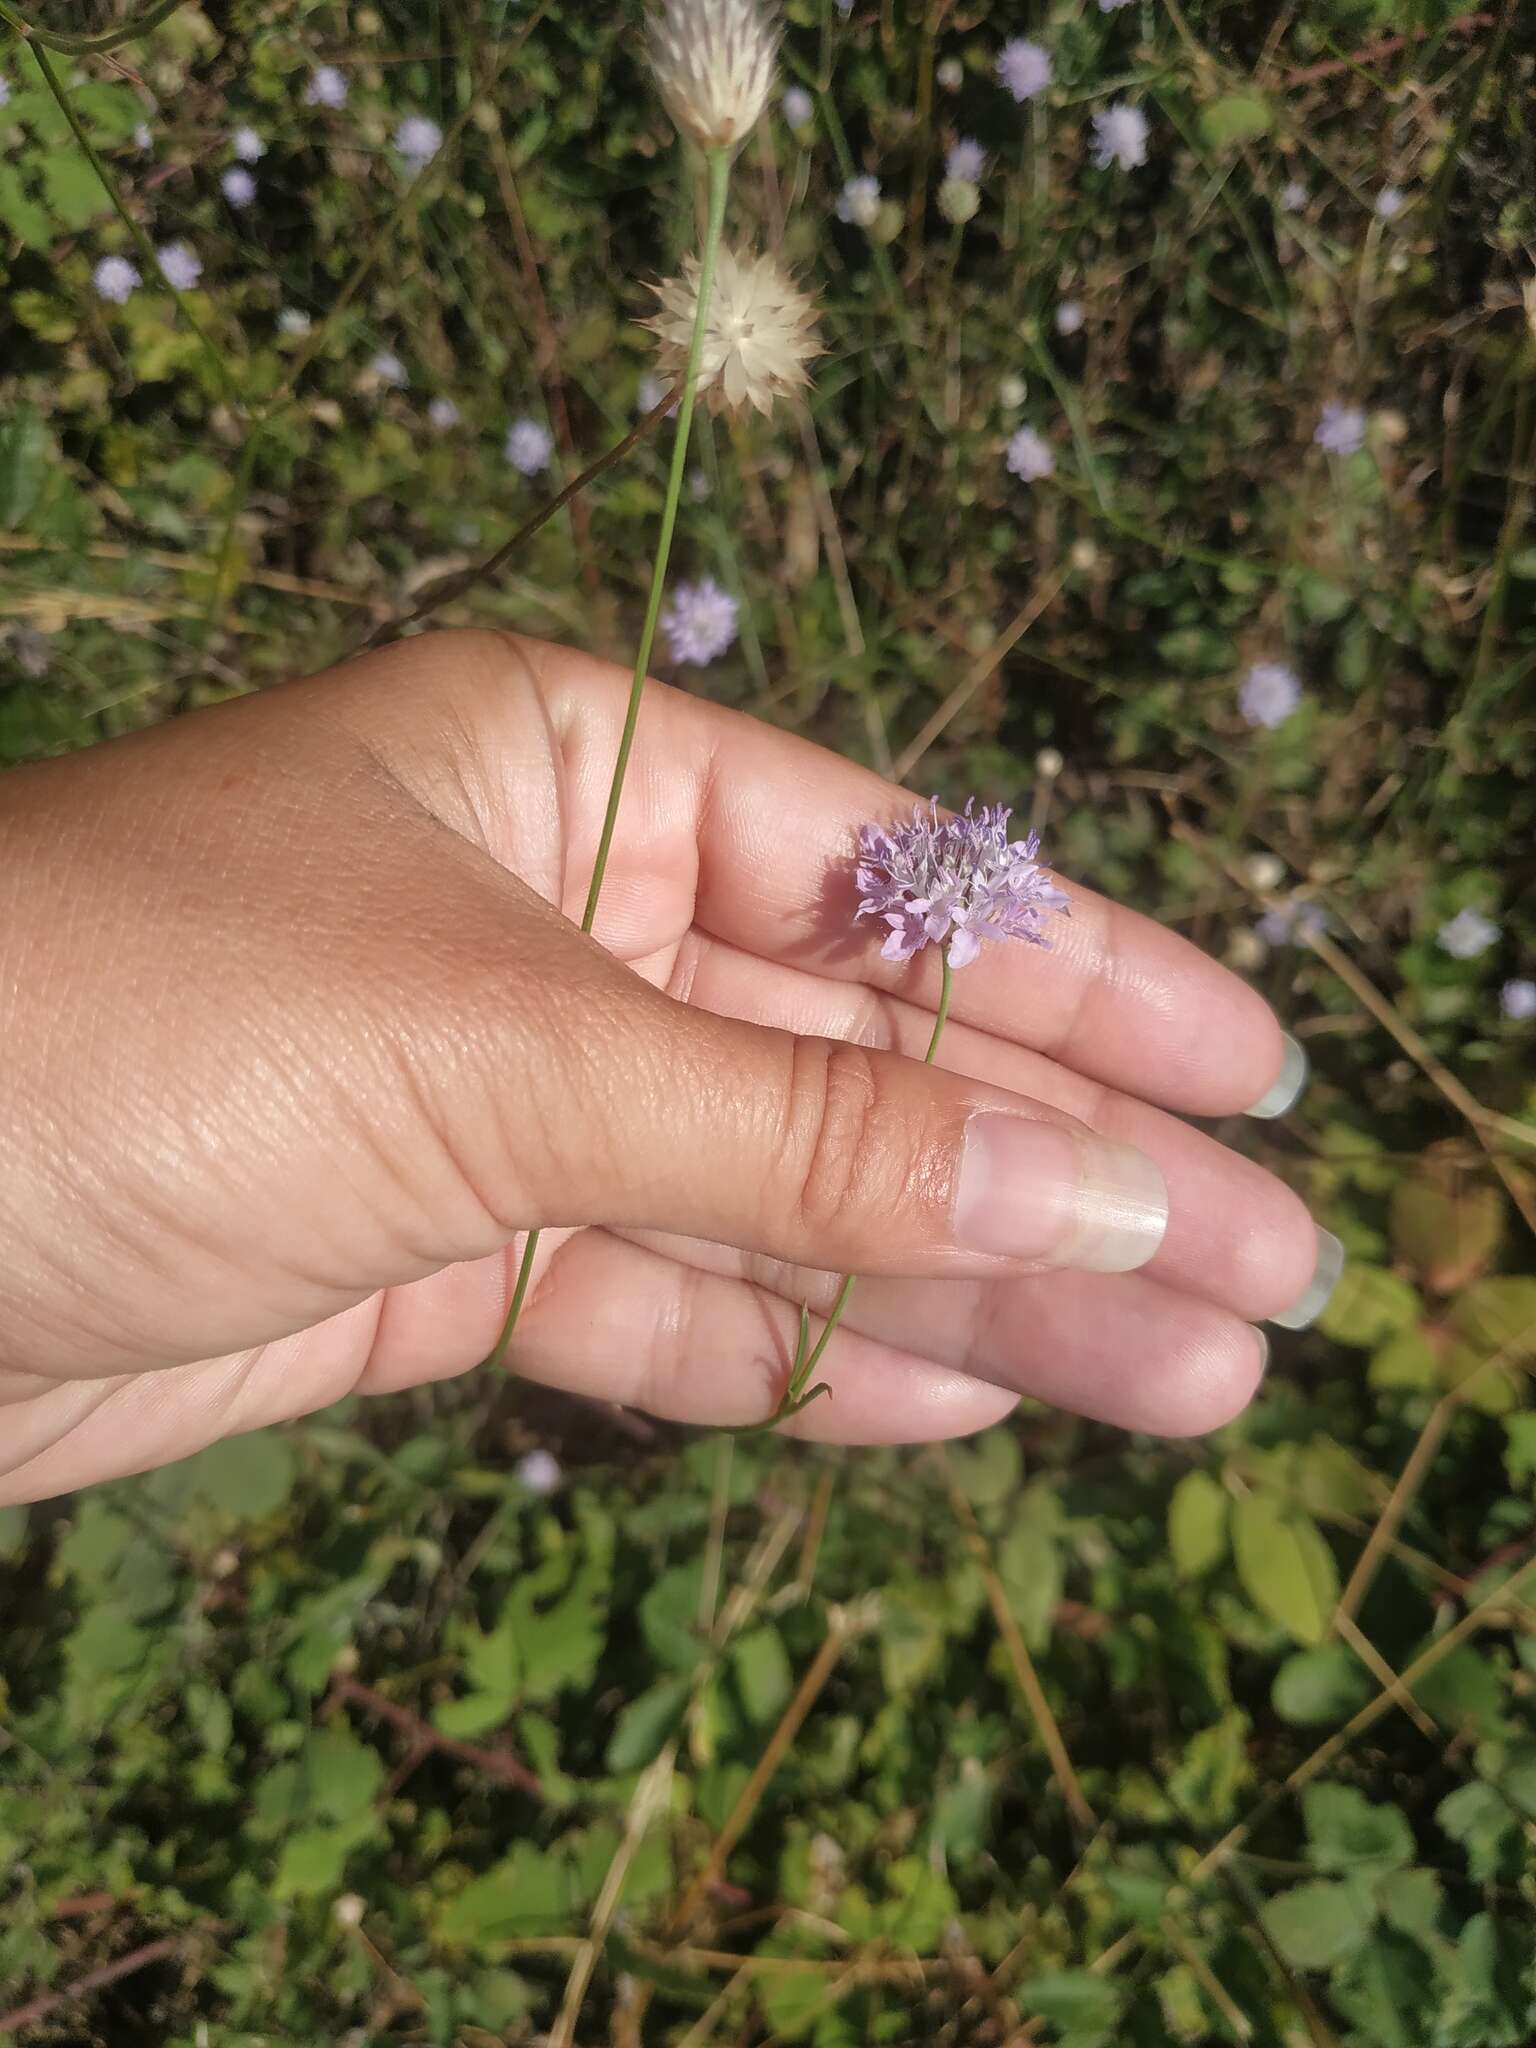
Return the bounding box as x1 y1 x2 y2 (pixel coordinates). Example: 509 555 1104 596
500 962 1170 1281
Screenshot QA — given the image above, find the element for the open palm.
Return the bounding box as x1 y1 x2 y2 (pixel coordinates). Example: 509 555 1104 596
0 632 1323 1505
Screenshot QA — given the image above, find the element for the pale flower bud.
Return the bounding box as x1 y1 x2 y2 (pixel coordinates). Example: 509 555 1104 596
648 0 778 151
937 177 979 225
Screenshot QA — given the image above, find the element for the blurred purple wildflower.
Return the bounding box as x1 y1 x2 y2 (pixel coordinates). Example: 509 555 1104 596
394 115 442 166
1239 661 1301 730
782 85 814 129
6 625 50 677
997 38 1052 102
157 241 202 291
1502 978 1536 1020
278 307 312 336
305 65 348 108
857 799 1070 970
0 75 10 107
231 126 265 162
1055 299 1084 336
368 349 408 387
1315 400 1366 455
1280 178 1308 211
92 254 140 303
662 576 739 665
1256 900 1328 948
1375 184 1406 220
427 396 460 429
1099 0 1137 9
836 173 881 226
946 138 986 182
504 417 553 475
1007 426 1055 481
221 166 256 206
133 122 152 150
515 1448 562 1495
1438 908 1499 960
1091 102 1149 170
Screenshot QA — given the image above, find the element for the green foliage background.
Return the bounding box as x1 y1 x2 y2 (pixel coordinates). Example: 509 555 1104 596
2 0 1535 2042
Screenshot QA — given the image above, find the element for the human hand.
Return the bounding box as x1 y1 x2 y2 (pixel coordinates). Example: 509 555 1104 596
0 631 1332 1504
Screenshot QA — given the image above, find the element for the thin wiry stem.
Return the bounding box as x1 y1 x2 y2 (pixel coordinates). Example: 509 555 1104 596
0 0 185 56
484 144 734 1380
770 955 957 1425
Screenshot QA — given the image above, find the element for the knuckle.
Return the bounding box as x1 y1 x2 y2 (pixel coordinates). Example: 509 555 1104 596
784 1038 947 1250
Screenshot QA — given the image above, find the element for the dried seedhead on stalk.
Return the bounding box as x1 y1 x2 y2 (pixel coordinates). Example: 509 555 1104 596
647 0 778 151
644 245 821 417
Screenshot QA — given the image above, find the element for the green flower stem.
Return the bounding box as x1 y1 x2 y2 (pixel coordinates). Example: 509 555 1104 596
484 142 733 1380
0 0 186 53
773 954 956 1424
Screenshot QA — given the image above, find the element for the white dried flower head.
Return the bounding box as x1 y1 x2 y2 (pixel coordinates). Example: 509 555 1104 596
836 173 881 227
998 373 1028 408
936 56 963 90
648 0 778 152
644 245 820 417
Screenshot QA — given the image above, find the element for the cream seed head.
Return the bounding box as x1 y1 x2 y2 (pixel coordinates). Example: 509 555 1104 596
648 0 778 151
644 245 820 417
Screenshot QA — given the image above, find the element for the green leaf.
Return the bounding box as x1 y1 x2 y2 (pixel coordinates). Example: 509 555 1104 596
1273 1643 1374 1725
1016 1970 1125 2045
1412 1647 1510 1740
1168 1470 1229 1577
1198 92 1273 149
1231 1492 1339 1644
1390 1175 1504 1293
1370 1328 1441 1391
40 153 106 230
304 1729 385 1824
1317 1265 1420 1350
433 1692 513 1740
1261 1878 1375 1970
1443 1278 1536 1387
1377 1867 1443 1944
1436 1782 1517 1883
0 1505 27 1561
944 1425 1022 1508
507 1556 606 1704
1303 1783 1414 1876
605 1675 690 1773
0 166 52 249
272 1812 376 1899
731 1625 792 1726
435 1841 581 1947
183 1431 298 1520
0 406 54 530
1166 1711 1253 1828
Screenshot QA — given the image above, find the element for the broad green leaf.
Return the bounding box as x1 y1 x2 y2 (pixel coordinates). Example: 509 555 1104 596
1435 1782 1517 1883
40 153 106 230
435 1841 581 1947
1261 1878 1375 1970
1166 1711 1253 1828
1317 1265 1419 1350
0 1506 29 1561
1016 1970 1124 2045
1273 1643 1374 1725
183 1431 297 1520
731 1625 793 1726
272 1812 376 1899
1442 1279 1536 1400
1390 1174 1504 1293
944 1425 1022 1508
433 1692 513 1740
0 167 52 249
0 406 54 529
605 1675 690 1773
304 1729 385 1824
1198 92 1272 149
1412 1646 1510 1741
1303 1783 1413 1876
1377 1867 1443 1944
1231 1492 1339 1644
1168 1469 1229 1577
507 1558 605 1704
1370 1328 1440 1391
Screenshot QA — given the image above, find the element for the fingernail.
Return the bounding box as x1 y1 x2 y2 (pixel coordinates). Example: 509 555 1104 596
1269 1226 1345 1330
956 1114 1169 1274
1244 1033 1309 1120
1252 1326 1270 1375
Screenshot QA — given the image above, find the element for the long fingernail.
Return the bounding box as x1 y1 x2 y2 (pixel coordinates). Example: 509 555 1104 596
956 1114 1169 1274
1244 1033 1309 1120
1252 1326 1270 1375
1269 1227 1345 1330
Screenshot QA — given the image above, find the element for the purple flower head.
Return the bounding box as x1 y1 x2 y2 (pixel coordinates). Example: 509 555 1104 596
1315 400 1366 455
0 74 10 107
662 576 739 665
92 254 140 304
305 64 348 108
1239 660 1301 730
946 138 986 183
1007 425 1055 481
393 114 442 166
221 166 256 207
1438 907 1498 960
783 85 814 130
997 38 1052 103
368 349 408 387
504 417 553 475
156 240 202 291
1375 184 1406 220
1055 298 1084 336
231 126 265 163
1256 899 1328 948
1501 978 1536 1021
1091 102 1149 170
856 798 1071 970
1280 178 1308 212
133 122 152 150
836 173 881 226
515 1448 562 1495
428 395 460 429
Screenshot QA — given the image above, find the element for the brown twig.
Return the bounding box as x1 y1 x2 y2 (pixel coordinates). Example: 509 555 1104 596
943 1469 1097 1835
0 1935 182 2035
326 1673 543 1799
1282 10 1494 85
893 571 1068 784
